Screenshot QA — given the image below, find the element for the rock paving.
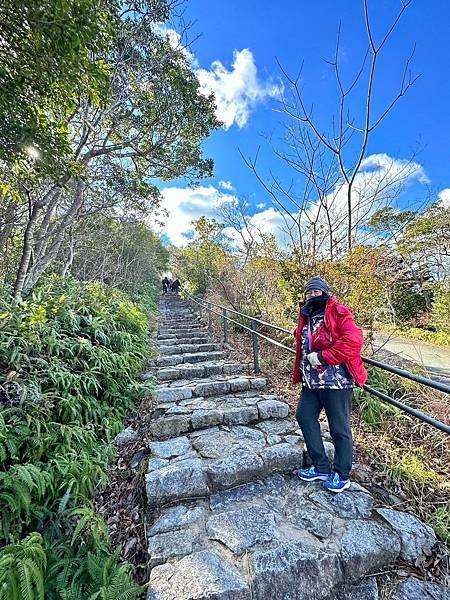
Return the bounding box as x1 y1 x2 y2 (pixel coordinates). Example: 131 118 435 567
140 295 444 600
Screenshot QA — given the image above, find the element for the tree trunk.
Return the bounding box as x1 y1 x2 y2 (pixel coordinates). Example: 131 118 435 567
13 202 41 299
0 201 17 257
22 181 85 293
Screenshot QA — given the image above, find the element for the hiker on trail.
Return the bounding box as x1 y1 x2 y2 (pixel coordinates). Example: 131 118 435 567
293 276 367 493
171 278 181 294
161 277 170 294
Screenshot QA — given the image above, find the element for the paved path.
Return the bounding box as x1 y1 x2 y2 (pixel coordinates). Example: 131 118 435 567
139 296 442 600
371 332 450 384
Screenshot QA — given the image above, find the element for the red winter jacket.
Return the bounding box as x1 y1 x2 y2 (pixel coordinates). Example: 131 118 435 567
292 296 368 387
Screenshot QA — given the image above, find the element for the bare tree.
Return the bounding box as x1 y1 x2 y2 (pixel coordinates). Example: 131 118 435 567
242 0 419 255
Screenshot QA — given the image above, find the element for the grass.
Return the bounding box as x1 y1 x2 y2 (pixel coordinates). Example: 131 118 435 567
429 507 450 545
386 450 443 485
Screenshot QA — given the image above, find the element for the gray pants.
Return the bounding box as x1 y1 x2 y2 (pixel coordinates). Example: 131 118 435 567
295 387 353 479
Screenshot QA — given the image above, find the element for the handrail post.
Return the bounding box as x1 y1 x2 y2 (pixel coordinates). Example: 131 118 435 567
223 308 228 344
208 303 212 332
251 319 260 374
199 303 202 319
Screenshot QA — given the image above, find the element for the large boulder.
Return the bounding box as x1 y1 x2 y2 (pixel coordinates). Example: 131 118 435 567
340 519 400 582
206 506 277 554
149 505 205 536
309 488 373 519
148 530 194 567
114 427 138 446
260 443 304 472
147 550 251 600
250 541 342 600
149 436 191 459
146 459 209 506
149 415 190 439
390 577 450 600
376 508 436 561
206 448 265 490
338 577 378 600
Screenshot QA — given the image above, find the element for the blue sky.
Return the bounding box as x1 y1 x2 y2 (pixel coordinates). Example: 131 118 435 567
157 1 450 246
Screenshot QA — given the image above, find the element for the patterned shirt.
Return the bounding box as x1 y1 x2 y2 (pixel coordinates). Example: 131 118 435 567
300 310 354 389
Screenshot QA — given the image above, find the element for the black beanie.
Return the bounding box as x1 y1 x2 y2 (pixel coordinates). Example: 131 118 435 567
304 276 331 296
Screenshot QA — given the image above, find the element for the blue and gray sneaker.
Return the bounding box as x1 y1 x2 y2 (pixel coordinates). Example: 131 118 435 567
296 466 330 482
323 472 350 493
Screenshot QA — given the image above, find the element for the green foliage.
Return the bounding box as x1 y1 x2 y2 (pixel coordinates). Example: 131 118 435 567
398 327 450 348
390 282 428 324
173 217 231 294
431 283 450 335
69 217 169 295
429 506 450 545
0 533 46 600
386 450 441 484
0 275 155 597
0 0 115 169
354 367 404 429
46 546 142 600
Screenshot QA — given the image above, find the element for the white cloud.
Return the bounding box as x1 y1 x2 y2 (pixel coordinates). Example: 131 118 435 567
195 49 282 129
156 153 429 251
219 180 234 191
155 185 238 246
221 153 430 253
359 153 429 185
152 24 198 67
222 207 294 251
304 154 429 230
438 188 450 208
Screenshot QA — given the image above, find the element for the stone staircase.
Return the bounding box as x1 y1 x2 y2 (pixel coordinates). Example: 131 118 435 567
142 295 442 600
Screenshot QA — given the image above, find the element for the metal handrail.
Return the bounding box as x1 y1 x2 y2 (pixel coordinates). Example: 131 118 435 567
188 292 292 335
363 357 450 395
363 385 450 435
183 289 450 394
182 288 450 435
188 294 295 354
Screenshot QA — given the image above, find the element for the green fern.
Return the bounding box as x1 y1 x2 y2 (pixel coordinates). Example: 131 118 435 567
0 533 46 600
0 276 154 597
85 550 142 600
0 465 50 539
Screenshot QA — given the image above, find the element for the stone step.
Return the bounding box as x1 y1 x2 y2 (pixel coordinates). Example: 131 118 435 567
158 344 223 356
157 337 211 347
142 296 441 600
156 352 224 368
158 331 209 341
159 324 200 331
157 360 250 381
146 421 310 506
148 392 291 438
160 325 205 333
159 316 195 321
153 374 267 403
159 317 195 322
145 475 410 600
160 319 196 323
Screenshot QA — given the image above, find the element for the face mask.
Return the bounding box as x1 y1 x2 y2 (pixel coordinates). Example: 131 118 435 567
305 294 329 313
306 293 329 304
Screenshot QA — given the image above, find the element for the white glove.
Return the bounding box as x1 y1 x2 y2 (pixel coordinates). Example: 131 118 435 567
307 352 322 367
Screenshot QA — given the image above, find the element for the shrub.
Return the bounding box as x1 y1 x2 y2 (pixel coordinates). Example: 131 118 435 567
431 283 450 335
354 367 405 429
429 506 450 545
0 275 154 598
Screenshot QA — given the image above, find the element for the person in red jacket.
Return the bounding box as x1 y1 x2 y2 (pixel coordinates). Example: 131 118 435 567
293 276 367 492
